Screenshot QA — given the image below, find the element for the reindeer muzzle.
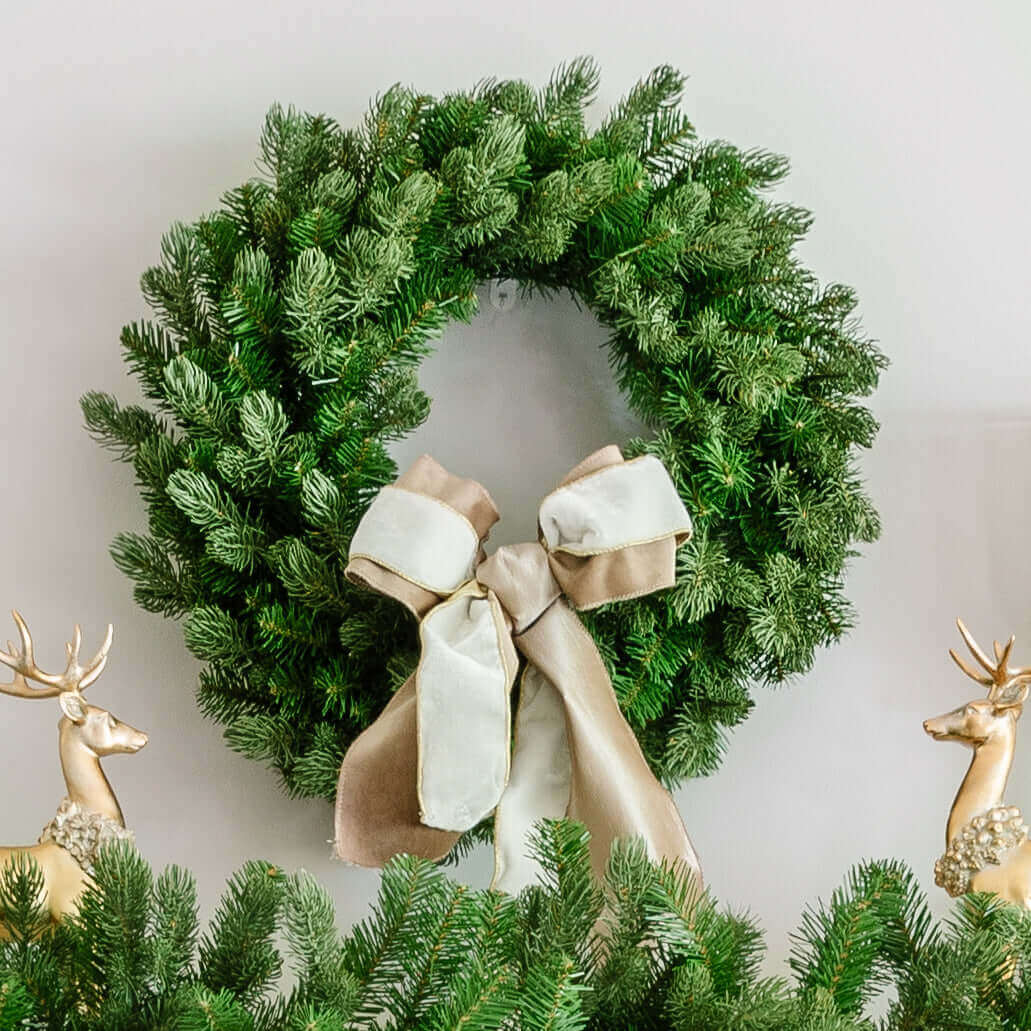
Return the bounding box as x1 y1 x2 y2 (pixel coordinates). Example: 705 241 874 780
125 729 148 753
924 714 960 741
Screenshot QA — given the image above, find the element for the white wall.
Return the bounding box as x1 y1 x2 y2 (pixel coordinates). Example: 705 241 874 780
2 0 1030 979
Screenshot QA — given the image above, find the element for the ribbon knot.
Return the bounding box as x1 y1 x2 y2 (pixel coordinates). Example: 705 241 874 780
335 445 702 895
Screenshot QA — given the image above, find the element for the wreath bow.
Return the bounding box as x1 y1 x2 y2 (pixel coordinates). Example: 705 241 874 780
334 445 702 894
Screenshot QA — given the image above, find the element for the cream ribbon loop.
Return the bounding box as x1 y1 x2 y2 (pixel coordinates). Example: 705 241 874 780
335 445 702 896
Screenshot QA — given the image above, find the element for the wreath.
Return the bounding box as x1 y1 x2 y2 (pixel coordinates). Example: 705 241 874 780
82 59 884 833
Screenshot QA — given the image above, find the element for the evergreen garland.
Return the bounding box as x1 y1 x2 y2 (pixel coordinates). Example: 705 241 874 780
2 826 1028 1029
82 59 886 802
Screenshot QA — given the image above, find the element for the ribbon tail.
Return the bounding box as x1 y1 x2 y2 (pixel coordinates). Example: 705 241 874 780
517 599 703 890
491 665 572 895
416 588 516 832
334 675 461 866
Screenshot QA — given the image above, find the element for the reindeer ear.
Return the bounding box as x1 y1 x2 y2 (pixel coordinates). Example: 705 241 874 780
995 683 1030 717
59 692 87 724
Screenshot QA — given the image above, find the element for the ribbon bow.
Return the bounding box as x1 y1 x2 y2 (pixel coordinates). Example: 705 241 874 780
334 445 702 895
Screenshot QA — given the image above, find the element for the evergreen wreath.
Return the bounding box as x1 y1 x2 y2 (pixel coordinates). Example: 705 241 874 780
82 59 885 806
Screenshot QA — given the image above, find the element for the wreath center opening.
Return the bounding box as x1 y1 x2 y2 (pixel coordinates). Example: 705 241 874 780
391 283 646 546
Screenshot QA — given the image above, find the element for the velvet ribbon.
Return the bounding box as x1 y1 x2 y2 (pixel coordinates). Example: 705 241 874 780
333 445 702 895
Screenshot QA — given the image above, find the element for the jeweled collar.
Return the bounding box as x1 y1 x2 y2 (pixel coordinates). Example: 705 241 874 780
935 804 1028 897
38 798 134 875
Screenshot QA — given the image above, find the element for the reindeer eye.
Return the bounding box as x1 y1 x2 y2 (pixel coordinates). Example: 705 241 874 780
965 705 976 716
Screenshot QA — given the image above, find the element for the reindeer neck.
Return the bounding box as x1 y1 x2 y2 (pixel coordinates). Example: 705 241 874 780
58 722 124 826
947 730 1015 844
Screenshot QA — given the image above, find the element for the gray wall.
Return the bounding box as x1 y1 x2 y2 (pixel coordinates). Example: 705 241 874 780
2 0 1030 976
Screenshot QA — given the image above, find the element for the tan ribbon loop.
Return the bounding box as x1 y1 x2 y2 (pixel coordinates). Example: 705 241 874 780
334 446 702 896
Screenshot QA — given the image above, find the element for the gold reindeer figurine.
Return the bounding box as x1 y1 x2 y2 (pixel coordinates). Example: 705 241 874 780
0 611 147 930
924 619 1031 906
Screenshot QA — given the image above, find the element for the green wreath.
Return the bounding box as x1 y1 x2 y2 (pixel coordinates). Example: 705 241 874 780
82 59 885 811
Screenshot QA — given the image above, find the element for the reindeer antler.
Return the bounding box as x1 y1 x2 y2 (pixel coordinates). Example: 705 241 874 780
0 610 113 698
950 618 1031 705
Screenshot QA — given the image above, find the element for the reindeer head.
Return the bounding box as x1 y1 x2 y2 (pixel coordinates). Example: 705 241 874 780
0 610 147 756
923 619 1031 747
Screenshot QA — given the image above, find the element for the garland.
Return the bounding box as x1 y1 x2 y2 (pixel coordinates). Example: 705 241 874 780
82 59 885 810
2 828 1029 1029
